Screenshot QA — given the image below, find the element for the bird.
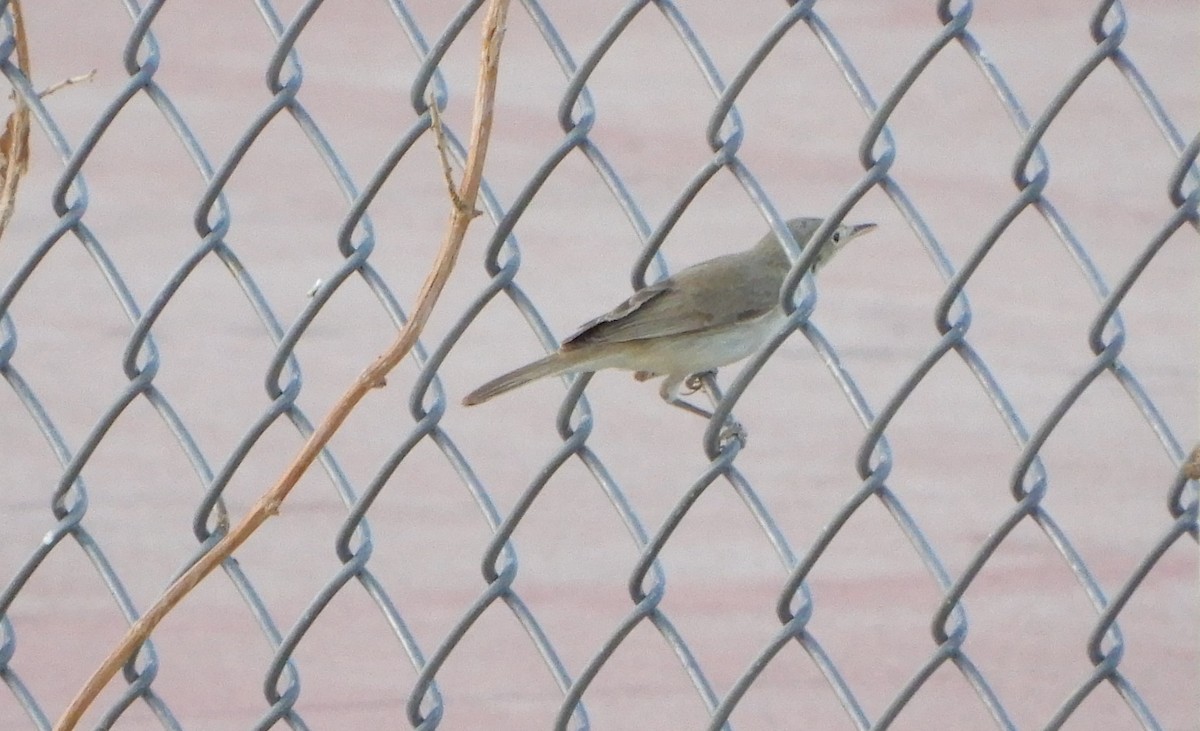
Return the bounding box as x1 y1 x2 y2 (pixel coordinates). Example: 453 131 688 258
462 216 875 410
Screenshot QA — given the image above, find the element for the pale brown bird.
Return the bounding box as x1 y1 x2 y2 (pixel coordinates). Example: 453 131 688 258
462 217 875 409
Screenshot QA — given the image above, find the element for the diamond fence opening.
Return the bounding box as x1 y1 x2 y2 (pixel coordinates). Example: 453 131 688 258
0 0 1196 729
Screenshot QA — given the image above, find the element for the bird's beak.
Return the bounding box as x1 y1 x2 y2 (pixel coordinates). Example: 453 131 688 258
850 222 877 238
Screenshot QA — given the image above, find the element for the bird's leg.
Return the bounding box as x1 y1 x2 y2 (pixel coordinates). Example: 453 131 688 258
690 373 747 446
681 372 708 395
659 374 714 418
660 372 748 445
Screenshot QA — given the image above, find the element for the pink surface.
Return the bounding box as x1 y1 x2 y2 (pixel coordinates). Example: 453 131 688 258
0 1 1196 729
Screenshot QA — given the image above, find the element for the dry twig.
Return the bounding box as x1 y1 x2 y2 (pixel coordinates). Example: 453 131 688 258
38 68 96 98
0 0 31 244
54 0 510 727
429 98 474 216
0 5 95 247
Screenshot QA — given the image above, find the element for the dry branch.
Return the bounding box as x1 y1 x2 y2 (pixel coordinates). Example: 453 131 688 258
38 68 96 98
53 0 510 727
0 0 31 244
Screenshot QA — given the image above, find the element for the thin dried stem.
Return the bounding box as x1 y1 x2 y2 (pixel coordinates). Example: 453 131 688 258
0 0 31 244
430 98 472 215
53 0 510 727
38 68 96 98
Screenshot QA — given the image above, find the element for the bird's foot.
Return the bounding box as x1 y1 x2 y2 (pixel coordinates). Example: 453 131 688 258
660 372 745 445
683 370 716 395
660 374 713 418
718 420 748 448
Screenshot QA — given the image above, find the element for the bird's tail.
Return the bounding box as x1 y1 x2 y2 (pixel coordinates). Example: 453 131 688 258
462 352 579 406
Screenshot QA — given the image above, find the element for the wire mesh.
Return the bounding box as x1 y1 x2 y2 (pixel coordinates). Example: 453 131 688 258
0 0 1196 729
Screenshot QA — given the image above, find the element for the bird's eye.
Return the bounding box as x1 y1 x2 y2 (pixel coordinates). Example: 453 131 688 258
832 231 842 243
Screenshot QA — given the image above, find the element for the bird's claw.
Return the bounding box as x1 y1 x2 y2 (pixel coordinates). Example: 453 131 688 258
683 370 715 394
718 420 748 448
661 371 746 446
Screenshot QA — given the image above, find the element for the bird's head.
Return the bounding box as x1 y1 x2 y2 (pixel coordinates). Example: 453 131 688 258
781 216 877 271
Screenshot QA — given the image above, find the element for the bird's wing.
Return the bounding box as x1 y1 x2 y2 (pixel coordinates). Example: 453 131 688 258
561 279 678 348
562 251 779 349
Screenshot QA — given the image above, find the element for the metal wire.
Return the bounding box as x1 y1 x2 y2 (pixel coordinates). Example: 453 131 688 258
0 0 1195 729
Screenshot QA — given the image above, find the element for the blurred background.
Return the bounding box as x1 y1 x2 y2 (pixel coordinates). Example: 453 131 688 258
0 1 1196 728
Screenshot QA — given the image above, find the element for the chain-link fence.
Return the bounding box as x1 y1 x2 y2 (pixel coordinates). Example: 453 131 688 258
1 0 1197 729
